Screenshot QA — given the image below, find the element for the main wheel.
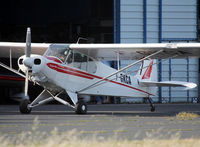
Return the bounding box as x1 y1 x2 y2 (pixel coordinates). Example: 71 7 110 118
151 106 155 112
75 101 87 114
19 99 32 114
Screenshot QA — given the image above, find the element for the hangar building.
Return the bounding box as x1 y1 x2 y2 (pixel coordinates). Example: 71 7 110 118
114 0 199 103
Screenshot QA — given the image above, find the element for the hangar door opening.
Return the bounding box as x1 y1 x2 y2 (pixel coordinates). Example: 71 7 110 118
0 0 113 104
0 0 113 43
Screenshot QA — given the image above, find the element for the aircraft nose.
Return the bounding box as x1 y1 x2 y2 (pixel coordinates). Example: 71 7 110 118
18 55 45 75
23 57 34 68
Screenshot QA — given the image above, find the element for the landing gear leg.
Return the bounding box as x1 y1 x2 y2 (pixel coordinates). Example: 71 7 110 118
148 97 155 112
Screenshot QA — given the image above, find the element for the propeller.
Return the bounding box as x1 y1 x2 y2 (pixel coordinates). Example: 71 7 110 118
24 27 31 98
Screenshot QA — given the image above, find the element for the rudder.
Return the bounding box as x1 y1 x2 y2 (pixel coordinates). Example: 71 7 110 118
137 59 157 82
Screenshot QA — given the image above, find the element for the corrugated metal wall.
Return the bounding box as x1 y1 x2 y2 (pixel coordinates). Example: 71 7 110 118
161 58 198 103
121 0 144 43
119 0 199 102
146 0 159 43
162 0 197 40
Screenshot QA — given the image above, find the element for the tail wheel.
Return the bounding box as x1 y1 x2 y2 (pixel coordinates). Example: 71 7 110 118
151 106 155 112
75 101 87 114
19 99 32 114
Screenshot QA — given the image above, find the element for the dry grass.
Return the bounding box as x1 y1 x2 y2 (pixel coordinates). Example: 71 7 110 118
0 130 200 147
1 117 200 147
176 112 199 120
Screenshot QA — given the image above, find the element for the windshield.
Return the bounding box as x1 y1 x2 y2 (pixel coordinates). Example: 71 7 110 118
44 44 69 62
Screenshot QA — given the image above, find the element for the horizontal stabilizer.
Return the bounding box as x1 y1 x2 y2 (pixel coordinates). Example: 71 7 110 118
140 81 197 90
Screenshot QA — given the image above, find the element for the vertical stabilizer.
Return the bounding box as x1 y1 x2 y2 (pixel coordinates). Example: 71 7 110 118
137 59 157 82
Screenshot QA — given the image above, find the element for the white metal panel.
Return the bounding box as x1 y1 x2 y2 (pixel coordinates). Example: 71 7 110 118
147 25 159 32
121 5 143 12
147 5 159 10
189 72 198 77
162 0 197 39
163 13 196 19
120 39 143 43
121 18 143 25
121 0 142 5
147 12 159 18
121 32 143 38
120 0 143 43
189 90 198 97
147 0 159 43
162 32 196 39
147 19 159 25
163 26 196 32
121 12 143 18
162 5 196 12
162 0 196 5
146 39 159 43
121 26 143 32
162 19 197 25
147 33 158 39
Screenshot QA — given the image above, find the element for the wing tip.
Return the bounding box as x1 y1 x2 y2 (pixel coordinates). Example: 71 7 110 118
184 83 197 90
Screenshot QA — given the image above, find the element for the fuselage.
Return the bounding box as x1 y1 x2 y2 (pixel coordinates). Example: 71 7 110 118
18 44 156 98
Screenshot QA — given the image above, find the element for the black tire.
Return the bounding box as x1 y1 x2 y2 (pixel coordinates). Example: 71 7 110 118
75 101 87 114
151 107 155 112
19 99 32 114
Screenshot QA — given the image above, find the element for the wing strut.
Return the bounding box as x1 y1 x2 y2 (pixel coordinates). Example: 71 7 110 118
0 61 26 78
77 49 163 93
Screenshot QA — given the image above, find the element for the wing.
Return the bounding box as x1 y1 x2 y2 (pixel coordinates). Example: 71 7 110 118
69 43 200 60
0 42 50 58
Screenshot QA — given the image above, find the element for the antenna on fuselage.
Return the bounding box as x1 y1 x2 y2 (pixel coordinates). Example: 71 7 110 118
76 37 88 44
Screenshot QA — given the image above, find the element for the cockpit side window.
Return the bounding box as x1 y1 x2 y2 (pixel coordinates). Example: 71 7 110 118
72 52 87 71
87 57 97 73
65 50 97 73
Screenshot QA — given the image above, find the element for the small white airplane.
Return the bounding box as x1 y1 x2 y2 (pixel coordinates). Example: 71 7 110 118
0 28 199 114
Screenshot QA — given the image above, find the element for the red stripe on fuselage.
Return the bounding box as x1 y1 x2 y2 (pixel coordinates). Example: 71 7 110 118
47 63 154 96
45 56 63 64
47 63 94 80
110 80 154 96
